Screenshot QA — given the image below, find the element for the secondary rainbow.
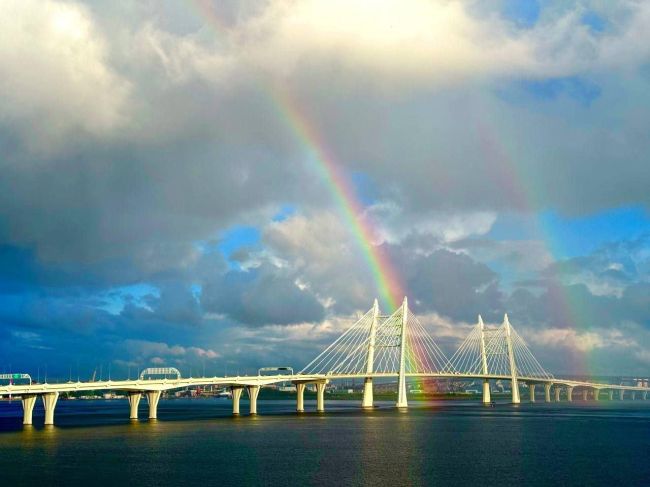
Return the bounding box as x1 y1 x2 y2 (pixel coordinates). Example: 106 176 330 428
473 106 592 375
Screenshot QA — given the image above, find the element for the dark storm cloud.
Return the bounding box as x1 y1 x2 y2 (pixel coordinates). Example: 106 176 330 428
201 263 326 326
399 248 503 321
506 281 650 330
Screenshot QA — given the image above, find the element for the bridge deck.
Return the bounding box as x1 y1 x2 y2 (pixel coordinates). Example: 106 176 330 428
2 373 648 395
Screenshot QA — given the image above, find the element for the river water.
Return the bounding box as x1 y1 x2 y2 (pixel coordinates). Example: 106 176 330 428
1 398 649 486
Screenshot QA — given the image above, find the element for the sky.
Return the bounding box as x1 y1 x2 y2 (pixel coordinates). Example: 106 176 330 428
0 0 649 380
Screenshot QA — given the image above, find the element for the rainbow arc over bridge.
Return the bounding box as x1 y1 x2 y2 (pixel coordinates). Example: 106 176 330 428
188 0 404 310
270 89 403 310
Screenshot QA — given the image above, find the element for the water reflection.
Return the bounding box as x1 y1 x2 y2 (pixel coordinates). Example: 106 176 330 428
0 399 649 486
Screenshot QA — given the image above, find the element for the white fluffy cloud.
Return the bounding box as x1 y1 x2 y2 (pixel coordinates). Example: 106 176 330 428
528 327 619 352
0 0 129 152
123 339 219 363
209 0 650 86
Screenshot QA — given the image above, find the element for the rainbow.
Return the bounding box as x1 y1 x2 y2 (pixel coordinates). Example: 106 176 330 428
186 0 403 310
472 104 589 375
186 1 605 379
270 89 403 310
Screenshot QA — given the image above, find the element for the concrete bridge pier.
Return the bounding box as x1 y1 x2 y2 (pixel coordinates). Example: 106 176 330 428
582 389 588 401
362 378 374 408
316 382 326 412
146 391 161 420
644 391 647 400
554 387 561 402
544 383 552 403
21 394 37 425
295 383 306 412
620 389 625 401
128 392 142 420
609 390 614 400
594 389 600 401
482 379 491 405
247 385 260 415
529 384 536 403
566 387 573 402
231 387 243 415
631 391 636 401
42 392 59 425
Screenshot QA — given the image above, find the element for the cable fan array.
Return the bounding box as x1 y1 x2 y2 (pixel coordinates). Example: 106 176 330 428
300 300 552 380
444 316 553 380
402 309 449 374
300 300 449 376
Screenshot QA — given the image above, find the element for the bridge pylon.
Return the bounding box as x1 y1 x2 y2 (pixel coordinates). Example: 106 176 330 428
396 297 409 408
478 315 490 404
445 314 553 404
299 297 449 408
361 299 379 408
504 314 520 404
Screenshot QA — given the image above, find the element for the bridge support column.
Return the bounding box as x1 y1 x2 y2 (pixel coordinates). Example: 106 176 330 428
231 387 243 415
146 391 161 420
644 391 647 400
554 387 561 402
631 391 636 401
21 394 37 425
609 389 614 401
247 385 260 415
620 389 625 401
396 297 409 409
479 316 490 405
482 379 491 404
566 387 573 402
296 383 305 412
545 384 552 403
362 378 374 408
504 315 520 404
529 384 536 403
582 389 588 401
316 382 326 412
594 389 600 401
128 392 142 420
42 392 59 425
363 299 379 410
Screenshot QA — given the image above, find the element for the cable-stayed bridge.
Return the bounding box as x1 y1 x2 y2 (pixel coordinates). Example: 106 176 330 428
1 298 648 426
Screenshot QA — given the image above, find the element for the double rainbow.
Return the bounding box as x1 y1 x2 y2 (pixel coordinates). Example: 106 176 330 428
185 4 587 377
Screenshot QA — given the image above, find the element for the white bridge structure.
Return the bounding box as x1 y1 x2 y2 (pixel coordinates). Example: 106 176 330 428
1 298 648 426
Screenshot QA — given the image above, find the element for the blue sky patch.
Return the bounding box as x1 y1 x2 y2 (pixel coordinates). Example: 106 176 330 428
520 76 602 105
489 206 650 259
99 283 160 314
582 11 607 32
350 171 378 206
218 225 261 257
272 204 297 222
538 206 650 258
502 0 540 28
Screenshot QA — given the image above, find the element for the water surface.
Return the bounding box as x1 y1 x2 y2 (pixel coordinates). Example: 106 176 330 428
1 398 649 486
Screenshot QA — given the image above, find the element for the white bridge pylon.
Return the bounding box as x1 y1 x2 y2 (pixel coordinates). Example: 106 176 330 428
444 315 554 380
443 314 553 404
300 299 557 407
300 297 450 407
